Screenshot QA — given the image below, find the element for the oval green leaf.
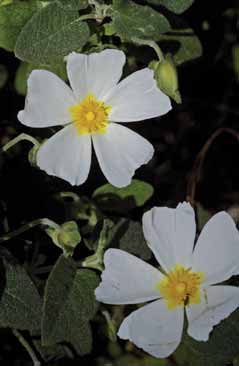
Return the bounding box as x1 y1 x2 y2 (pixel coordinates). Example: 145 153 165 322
146 0 194 14
92 179 154 209
15 3 90 64
111 0 171 42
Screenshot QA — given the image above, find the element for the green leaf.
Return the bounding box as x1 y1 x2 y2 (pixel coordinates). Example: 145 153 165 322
56 0 88 10
175 308 239 366
0 248 42 332
14 61 67 95
91 219 152 260
146 0 194 14
42 255 99 355
113 219 152 260
33 337 66 363
93 179 154 212
15 3 90 65
159 28 202 65
0 0 13 6
104 22 117 36
116 354 172 365
111 0 171 42
0 1 38 51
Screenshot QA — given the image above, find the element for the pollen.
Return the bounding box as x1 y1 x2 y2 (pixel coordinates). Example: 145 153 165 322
69 94 111 135
156 264 204 310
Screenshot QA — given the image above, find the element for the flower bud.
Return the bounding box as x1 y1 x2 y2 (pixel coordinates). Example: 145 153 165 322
151 54 181 104
46 221 81 257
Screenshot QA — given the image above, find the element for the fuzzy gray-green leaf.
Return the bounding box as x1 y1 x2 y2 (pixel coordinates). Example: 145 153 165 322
0 1 38 51
93 179 154 211
175 307 239 366
108 219 152 261
56 0 88 10
159 28 202 65
146 0 194 14
111 0 171 42
15 3 90 64
0 250 42 332
42 255 99 355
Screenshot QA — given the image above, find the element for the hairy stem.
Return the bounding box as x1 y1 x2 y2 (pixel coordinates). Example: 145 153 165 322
132 37 165 61
0 218 60 244
2 133 40 153
12 329 41 366
78 13 98 21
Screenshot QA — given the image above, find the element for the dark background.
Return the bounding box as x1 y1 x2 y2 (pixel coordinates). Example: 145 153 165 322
0 0 238 364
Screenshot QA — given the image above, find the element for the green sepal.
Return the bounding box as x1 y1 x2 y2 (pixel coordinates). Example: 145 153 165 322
46 221 81 257
150 54 181 103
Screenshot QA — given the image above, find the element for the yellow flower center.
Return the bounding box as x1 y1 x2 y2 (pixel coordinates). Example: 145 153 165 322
69 94 111 135
156 264 204 310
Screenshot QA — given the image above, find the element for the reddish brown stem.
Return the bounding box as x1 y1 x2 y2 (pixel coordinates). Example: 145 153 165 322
186 127 239 206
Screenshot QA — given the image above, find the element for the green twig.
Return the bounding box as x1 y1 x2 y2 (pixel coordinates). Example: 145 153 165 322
82 219 114 271
102 310 117 342
78 13 98 21
0 218 60 244
132 37 165 61
2 133 40 153
63 345 74 359
12 329 41 366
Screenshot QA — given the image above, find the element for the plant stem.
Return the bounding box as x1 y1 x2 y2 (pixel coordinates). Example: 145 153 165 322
0 218 60 244
132 37 165 61
102 310 117 342
82 219 114 271
2 133 40 153
187 127 239 206
78 13 98 21
63 345 74 359
12 329 41 366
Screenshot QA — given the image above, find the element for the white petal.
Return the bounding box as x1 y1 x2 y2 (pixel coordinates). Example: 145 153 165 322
105 68 171 122
18 70 75 128
37 125 91 185
92 123 154 188
118 299 184 358
66 49 126 100
186 285 239 341
142 202 196 273
95 249 162 305
192 212 239 286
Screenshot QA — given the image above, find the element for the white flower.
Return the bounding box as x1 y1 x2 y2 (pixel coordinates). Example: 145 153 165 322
95 202 239 358
18 49 171 187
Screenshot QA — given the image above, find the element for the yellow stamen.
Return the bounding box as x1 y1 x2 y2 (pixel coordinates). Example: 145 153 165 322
176 282 186 294
86 111 95 121
69 94 111 135
156 264 204 310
